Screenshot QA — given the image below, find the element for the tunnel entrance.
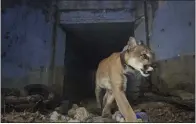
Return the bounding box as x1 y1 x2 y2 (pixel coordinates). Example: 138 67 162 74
62 22 134 103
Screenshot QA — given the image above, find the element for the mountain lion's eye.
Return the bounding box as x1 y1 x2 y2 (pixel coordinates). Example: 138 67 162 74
141 54 149 60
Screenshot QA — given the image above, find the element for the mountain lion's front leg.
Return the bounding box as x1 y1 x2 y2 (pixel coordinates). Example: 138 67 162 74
110 75 137 122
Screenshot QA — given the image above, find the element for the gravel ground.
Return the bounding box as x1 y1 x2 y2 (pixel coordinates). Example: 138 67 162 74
1 101 195 123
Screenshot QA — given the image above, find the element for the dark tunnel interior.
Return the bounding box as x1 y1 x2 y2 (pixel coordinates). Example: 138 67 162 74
62 22 134 102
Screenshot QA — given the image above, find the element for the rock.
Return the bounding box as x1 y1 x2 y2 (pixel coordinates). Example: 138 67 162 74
112 111 125 122
68 104 78 117
66 103 116 122
74 107 90 121
67 104 91 121
40 115 46 120
72 104 79 109
50 111 60 122
49 111 67 122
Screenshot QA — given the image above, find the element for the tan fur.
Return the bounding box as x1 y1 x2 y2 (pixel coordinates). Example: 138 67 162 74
95 52 137 122
95 37 154 122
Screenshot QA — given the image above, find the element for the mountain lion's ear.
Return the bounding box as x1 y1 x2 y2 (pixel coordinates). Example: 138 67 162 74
127 37 137 49
138 40 144 45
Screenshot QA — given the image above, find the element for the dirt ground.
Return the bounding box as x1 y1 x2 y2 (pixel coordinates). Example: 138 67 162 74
1 100 195 123
133 102 195 123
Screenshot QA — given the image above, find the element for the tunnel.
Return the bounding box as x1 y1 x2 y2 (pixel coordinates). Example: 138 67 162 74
61 22 134 103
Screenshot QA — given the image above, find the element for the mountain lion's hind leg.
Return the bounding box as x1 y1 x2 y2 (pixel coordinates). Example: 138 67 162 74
102 90 114 118
103 90 109 108
95 85 102 109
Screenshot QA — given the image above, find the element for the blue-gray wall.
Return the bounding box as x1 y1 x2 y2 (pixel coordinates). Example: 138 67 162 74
135 1 195 60
130 1 195 100
150 1 195 60
2 1 194 98
2 5 66 88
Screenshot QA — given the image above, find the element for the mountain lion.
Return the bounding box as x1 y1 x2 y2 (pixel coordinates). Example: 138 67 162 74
95 37 155 122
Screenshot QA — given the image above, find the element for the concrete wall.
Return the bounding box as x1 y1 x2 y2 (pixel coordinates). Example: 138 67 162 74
60 10 135 24
134 1 195 101
58 1 135 10
135 1 195 60
59 1 136 24
150 1 195 60
2 5 66 91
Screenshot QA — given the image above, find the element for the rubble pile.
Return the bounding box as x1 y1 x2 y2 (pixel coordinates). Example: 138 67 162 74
2 101 195 123
1 86 195 123
1 111 48 123
1 104 116 123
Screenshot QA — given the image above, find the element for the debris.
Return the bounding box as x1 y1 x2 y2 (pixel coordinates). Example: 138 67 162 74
68 104 90 122
74 107 90 121
50 111 60 122
1 90 194 123
49 111 67 122
112 111 125 122
1 111 48 123
68 104 78 117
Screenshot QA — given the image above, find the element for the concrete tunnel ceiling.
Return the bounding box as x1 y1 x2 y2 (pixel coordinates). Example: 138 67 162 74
62 22 134 69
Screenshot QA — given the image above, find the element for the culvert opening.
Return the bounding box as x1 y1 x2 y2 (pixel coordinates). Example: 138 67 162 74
62 22 134 103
